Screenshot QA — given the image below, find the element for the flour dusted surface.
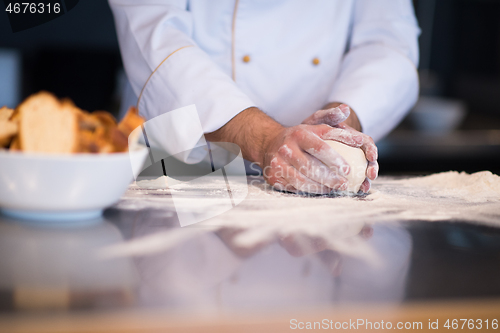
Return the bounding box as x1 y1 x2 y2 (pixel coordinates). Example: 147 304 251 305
103 171 500 258
405 171 500 202
119 171 500 242
135 176 169 189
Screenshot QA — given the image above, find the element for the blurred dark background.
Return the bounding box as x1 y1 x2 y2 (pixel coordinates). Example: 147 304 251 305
380 0 500 175
0 1 121 112
1 0 500 174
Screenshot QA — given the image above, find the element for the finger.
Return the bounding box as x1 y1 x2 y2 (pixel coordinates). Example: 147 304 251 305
359 178 371 193
366 160 379 180
272 177 298 193
278 234 329 257
313 124 378 183
269 149 339 192
360 135 378 162
267 158 300 193
302 104 350 126
269 158 331 194
321 127 364 147
278 144 348 189
294 127 351 175
216 228 270 258
281 163 334 194
336 123 378 161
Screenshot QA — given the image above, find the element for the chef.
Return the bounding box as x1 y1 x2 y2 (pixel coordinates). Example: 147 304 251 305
109 0 420 194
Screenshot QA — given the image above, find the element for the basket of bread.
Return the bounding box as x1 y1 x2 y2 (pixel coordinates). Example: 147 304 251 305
0 92 149 222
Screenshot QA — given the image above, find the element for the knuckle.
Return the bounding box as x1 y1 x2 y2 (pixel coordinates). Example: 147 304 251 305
291 128 306 140
311 110 321 118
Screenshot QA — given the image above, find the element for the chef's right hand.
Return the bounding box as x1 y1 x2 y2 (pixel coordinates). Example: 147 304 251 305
261 124 363 194
205 107 363 194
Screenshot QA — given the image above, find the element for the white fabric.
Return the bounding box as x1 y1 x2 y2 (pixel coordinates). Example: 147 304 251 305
142 104 207 163
110 0 420 159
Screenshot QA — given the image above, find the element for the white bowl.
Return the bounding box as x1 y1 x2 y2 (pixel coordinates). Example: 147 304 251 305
0 146 148 221
409 96 467 133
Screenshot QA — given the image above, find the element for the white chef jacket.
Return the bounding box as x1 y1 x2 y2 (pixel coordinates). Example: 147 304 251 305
110 0 419 159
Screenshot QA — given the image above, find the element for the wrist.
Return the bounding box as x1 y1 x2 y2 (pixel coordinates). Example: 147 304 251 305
256 115 284 166
205 107 284 166
231 108 284 166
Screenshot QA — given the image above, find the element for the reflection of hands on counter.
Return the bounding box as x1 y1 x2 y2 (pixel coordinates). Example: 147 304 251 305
217 224 374 277
122 215 411 309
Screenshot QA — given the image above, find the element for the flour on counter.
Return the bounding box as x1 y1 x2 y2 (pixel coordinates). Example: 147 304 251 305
116 171 500 246
108 171 500 258
405 171 500 202
135 176 169 189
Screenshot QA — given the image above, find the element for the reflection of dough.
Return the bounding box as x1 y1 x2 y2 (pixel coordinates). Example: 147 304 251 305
326 141 367 193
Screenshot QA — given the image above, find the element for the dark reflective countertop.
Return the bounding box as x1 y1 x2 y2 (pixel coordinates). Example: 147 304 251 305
1 176 500 315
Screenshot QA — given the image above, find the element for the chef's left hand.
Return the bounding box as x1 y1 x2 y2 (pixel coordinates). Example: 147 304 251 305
302 103 378 193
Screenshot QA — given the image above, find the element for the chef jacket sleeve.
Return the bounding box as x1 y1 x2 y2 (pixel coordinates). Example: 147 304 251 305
108 0 255 159
328 0 420 142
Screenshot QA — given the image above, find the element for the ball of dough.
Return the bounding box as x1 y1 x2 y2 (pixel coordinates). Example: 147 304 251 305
325 140 368 193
